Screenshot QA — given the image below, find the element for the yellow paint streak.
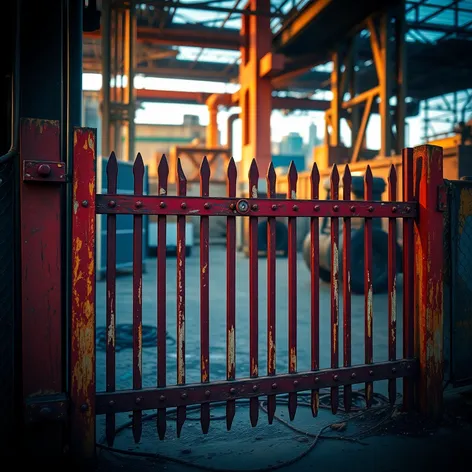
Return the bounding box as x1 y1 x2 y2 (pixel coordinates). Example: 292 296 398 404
228 325 235 376
201 355 209 382
268 328 276 373
289 346 297 373
202 264 208 274
138 323 143 377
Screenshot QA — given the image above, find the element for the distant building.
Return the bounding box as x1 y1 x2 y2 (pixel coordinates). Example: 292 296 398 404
280 132 304 155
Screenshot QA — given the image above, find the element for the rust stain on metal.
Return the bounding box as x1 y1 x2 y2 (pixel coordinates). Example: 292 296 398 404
201 356 209 382
251 185 258 198
138 322 143 377
367 271 373 341
138 277 142 305
458 187 472 235
268 329 276 372
391 275 397 343
289 347 297 372
291 190 296 199
202 263 208 274
107 290 115 347
251 358 258 377
228 325 235 377
159 187 167 195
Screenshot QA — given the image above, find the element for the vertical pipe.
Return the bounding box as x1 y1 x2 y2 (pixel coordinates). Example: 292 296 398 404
101 0 111 157
330 52 341 147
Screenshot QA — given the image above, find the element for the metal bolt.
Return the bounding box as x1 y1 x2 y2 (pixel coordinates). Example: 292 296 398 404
39 407 52 418
160 202 166 209
350 205 356 212
237 200 249 213
392 206 397 213
333 205 339 212
80 403 88 412
314 205 320 212
407 364 411 370
293 380 299 386
159 395 166 402
293 204 299 211
135 200 143 208
251 204 258 211
333 375 339 381
108 200 116 208
205 390 211 397
271 204 277 211
369 370 374 376
368 206 374 212
252 385 258 392
81 200 89 208
405 206 411 213
181 393 188 400
108 400 115 407
181 202 187 209
204 202 211 209
351 373 356 379
230 388 236 395
135 397 141 405
392 367 397 373
38 164 51 177
229 203 236 210
314 377 319 383
272 383 277 389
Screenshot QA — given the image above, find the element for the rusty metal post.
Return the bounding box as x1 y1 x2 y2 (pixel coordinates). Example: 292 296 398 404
239 0 272 178
413 144 444 421
70 128 97 459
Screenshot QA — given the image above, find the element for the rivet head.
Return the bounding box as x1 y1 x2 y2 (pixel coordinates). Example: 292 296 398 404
351 373 356 379
160 201 166 208
80 403 88 412
392 206 397 213
333 205 339 212
314 205 320 212
159 395 166 402
37 164 51 177
392 367 397 373
314 377 319 383
272 204 277 211
135 397 141 404
108 200 116 208
135 200 143 208
205 390 211 397
181 393 188 400
407 365 411 370
251 204 258 211
333 374 339 381
272 383 277 389
230 388 236 395
350 205 356 212
39 407 52 417
293 380 299 386
181 202 187 209
252 385 258 392
369 370 374 376
108 400 115 407
405 206 411 213
293 204 299 211
81 200 89 208
368 206 374 212
204 203 210 209
237 200 249 213
229 203 236 210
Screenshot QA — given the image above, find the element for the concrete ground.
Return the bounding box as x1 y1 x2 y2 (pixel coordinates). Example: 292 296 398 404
95 246 472 471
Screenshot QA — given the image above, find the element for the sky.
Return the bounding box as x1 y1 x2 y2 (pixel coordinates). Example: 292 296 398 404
83 72 422 161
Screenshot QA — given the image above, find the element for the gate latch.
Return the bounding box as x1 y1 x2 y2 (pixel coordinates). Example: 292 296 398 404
23 160 67 183
25 393 69 423
437 184 447 212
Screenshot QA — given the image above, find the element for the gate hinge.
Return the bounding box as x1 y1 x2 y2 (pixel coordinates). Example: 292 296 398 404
25 393 69 423
437 184 447 212
23 160 67 183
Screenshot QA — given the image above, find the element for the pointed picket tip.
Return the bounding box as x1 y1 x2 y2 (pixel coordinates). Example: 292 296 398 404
310 162 320 185
107 151 118 176
176 158 187 196
227 157 237 180
267 162 276 197
133 152 144 175
388 164 397 200
200 155 211 179
288 161 298 195
388 163 397 185
248 158 259 185
330 163 340 184
158 154 169 193
364 165 373 199
343 164 351 185
365 164 373 183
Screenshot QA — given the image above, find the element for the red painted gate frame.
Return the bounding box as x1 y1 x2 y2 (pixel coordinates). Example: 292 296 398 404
19 125 442 458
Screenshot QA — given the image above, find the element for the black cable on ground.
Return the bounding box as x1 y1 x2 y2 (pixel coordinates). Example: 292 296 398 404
97 389 397 471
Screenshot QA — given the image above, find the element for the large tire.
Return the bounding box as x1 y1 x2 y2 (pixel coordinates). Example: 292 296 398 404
257 220 289 256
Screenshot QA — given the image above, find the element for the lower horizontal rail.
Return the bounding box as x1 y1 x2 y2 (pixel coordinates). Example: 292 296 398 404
96 359 418 414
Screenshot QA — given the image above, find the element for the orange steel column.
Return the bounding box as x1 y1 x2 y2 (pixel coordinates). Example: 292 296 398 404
206 101 219 147
239 0 272 178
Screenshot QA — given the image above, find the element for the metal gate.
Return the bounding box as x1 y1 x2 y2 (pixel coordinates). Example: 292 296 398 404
69 128 445 459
